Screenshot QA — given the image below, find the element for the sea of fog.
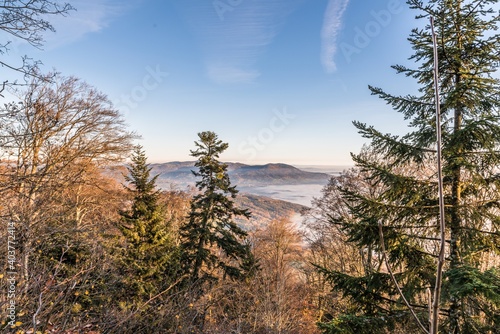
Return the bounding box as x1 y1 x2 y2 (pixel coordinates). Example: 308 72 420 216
239 184 326 207
295 165 352 175
239 165 351 207
159 165 351 208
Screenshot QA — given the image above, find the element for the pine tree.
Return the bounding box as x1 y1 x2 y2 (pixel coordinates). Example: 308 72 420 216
118 145 177 298
180 131 253 283
320 1 500 333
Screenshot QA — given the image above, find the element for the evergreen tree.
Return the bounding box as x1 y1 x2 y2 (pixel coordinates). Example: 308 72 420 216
118 145 177 298
180 131 253 283
320 1 500 333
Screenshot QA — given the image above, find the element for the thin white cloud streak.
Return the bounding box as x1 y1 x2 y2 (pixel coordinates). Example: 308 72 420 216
321 0 350 73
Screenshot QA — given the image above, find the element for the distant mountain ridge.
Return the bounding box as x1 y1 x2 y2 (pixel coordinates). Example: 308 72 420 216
150 161 330 188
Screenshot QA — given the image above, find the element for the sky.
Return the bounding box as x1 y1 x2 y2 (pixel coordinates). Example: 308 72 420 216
1 0 423 165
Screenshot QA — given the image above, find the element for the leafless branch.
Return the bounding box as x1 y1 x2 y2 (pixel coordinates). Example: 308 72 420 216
114 274 189 328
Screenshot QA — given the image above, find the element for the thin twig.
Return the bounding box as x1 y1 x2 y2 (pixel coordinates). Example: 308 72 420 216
378 222 429 334
114 274 189 328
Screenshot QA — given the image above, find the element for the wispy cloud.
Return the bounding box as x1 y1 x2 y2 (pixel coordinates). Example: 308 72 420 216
43 0 137 49
321 0 350 73
207 65 260 84
176 0 302 84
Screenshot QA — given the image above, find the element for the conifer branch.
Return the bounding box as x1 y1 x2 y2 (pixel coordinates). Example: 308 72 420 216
378 221 430 334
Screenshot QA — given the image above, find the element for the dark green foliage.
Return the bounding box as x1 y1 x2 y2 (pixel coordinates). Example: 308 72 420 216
118 145 178 297
180 131 254 283
319 1 500 333
318 265 428 333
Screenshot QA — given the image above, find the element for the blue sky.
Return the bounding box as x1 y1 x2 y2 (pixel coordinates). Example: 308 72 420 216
3 0 422 165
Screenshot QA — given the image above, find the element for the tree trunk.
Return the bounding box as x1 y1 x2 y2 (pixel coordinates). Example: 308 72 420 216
449 2 464 332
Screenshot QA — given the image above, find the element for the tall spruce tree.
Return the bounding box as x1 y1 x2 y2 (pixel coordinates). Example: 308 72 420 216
320 1 500 333
118 145 177 298
180 131 253 283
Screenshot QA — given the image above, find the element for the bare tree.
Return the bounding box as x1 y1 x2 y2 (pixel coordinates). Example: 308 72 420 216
305 148 440 333
0 73 135 330
0 0 74 93
251 217 318 334
303 167 374 324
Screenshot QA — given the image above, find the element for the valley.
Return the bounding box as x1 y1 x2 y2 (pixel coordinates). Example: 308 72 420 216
149 161 347 227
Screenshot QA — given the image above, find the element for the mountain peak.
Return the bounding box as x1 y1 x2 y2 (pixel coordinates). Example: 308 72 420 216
150 161 330 189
